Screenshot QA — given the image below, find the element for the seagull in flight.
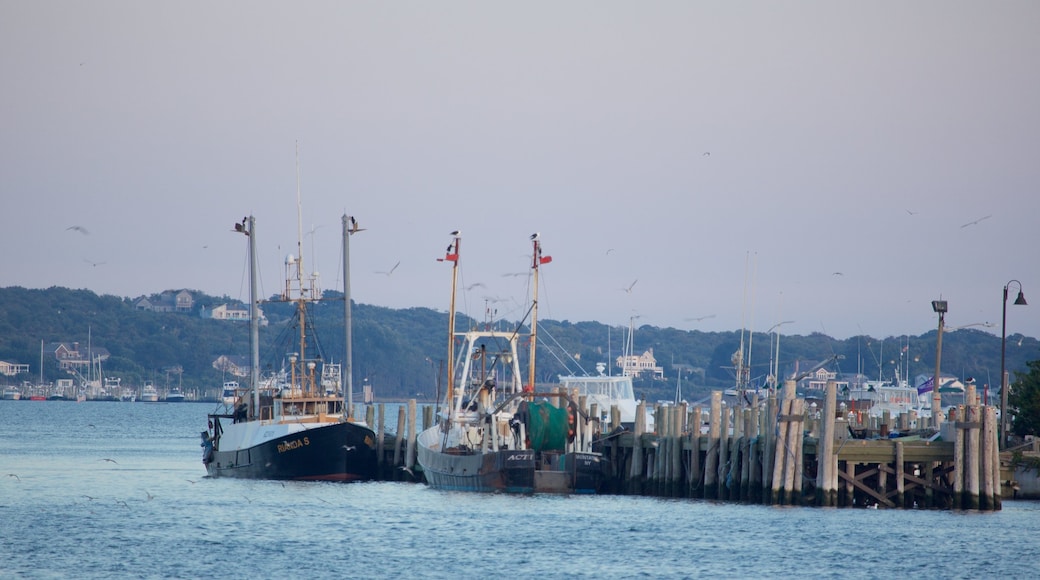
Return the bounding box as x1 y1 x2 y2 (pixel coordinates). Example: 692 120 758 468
960 215 991 228
66 225 89 235
83 259 106 267
622 279 638 294
832 272 844 276
905 209 917 215
6 473 19 482
376 261 400 276
99 458 118 464
466 282 485 291
685 314 716 322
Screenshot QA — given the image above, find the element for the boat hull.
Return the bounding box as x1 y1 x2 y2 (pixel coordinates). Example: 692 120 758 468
417 428 608 494
205 419 378 482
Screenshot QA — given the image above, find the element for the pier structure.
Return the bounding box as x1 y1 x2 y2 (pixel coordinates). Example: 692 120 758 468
364 386 1006 509
597 379 1002 510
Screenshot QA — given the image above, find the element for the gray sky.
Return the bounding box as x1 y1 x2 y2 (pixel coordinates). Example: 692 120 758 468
2 2 1038 340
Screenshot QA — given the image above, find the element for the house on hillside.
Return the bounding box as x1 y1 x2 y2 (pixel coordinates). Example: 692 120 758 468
45 342 111 377
212 355 251 378
0 360 30 376
202 303 267 325
616 348 665 379
134 290 195 313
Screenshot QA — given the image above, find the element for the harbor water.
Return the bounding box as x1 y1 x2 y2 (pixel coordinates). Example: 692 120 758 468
2 401 1038 579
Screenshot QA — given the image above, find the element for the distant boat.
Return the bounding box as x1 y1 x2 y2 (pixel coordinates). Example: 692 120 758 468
220 381 238 407
140 382 159 402
165 387 186 403
417 232 609 494
120 385 136 402
557 371 654 433
2 386 20 401
202 212 377 482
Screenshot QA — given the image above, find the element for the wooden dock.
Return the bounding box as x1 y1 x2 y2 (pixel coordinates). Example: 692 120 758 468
366 381 1004 510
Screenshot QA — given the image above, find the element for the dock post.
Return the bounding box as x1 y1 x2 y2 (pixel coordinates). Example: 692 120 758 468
376 404 386 471
718 404 731 500
393 405 405 469
628 400 646 493
895 440 905 508
689 406 702 496
406 399 417 473
770 397 791 505
763 390 777 500
704 391 721 499
983 406 1001 510
817 381 837 506
965 404 981 509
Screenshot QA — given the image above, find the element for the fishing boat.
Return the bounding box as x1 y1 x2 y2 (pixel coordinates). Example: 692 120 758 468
140 381 159 402
2 386 20 401
557 369 653 433
202 210 377 481
416 232 609 494
220 381 238 406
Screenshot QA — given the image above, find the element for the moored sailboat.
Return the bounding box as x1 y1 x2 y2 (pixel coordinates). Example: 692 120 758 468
202 211 377 482
416 232 608 493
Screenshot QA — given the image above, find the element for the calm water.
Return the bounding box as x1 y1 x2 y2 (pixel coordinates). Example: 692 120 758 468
1 401 1038 579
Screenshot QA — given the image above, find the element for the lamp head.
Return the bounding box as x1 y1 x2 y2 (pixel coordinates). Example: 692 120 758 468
931 300 948 314
1014 290 1027 306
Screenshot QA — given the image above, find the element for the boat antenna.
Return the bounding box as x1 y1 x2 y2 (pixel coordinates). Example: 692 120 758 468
528 233 551 391
439 231 462 417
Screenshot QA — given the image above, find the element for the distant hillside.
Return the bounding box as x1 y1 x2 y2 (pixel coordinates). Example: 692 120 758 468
0 286 1036 402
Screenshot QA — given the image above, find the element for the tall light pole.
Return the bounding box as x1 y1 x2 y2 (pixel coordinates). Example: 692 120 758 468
1000 280 1027 450
931 300 947 427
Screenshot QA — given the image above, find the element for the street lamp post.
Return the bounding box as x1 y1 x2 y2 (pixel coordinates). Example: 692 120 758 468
1000 280 1028 450
931 300 947 428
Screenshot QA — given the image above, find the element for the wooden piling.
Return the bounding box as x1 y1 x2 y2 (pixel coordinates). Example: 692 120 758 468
816 381 838 506
406 399 417 472
704 391 721 499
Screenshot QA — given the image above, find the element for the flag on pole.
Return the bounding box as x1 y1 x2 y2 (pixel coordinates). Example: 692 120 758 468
917 376 934 395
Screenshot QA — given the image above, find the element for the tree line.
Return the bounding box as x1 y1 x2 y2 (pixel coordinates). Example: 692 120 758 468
0 286 1037 408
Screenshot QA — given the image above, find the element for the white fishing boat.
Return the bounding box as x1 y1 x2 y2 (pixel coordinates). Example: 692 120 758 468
220 381 238 406
557 365 654 433
202 208 377 482
2 386 20 401
140 381 159 402
417 232 609 494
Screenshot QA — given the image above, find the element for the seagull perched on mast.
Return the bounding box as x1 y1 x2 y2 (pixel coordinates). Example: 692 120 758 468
348 215 366 234
233 217 249 236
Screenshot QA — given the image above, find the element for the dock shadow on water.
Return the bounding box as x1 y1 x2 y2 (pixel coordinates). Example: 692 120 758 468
2 401 1038 579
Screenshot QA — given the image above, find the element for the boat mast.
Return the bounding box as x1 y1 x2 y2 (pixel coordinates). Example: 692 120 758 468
246 215 260 418
294 144 309 396
441 232 461 415
342 214 362 417
528 234 544 391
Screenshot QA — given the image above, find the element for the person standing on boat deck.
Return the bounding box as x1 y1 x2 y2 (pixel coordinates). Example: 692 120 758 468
200 431 213 464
